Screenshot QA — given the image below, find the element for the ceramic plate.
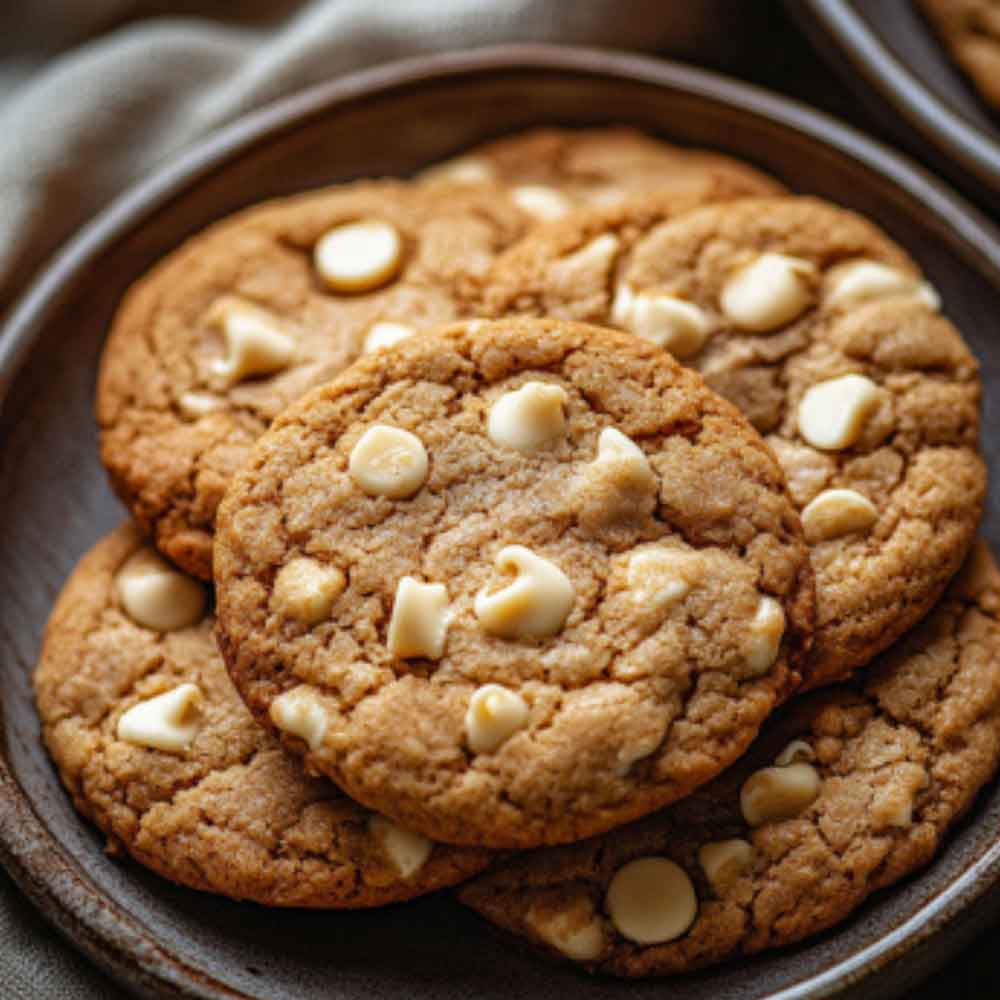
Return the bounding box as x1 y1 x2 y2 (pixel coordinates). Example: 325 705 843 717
792 0 1000 209
2 44 1000 1000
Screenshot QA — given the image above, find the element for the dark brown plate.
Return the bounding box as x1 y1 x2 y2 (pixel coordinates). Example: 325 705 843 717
2 44 1000 1000
791 0 1000 210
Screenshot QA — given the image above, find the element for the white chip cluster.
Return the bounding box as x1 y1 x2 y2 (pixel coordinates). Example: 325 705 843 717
336 379 790 777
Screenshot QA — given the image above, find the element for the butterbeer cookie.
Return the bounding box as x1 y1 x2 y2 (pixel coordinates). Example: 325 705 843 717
35 524 491 906
214 318 814 849
458 541 1000 976
485 196 986 686
97 179 528 581
421 126 785 218
919 0 1000 108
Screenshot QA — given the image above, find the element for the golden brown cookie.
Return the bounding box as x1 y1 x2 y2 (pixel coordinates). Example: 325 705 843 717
96 179 528 582
420 126 785 216
458 541 1000 977
35 523 491 907
214 318 815 849
920 0 1000 108
484 195 986 686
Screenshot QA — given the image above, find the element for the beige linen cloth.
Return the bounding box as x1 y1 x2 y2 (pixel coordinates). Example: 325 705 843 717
0 0 692 315
0 2 680 995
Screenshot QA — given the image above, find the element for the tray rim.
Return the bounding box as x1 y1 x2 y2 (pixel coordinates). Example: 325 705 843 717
791 0 1000 199
3 41 1000 1000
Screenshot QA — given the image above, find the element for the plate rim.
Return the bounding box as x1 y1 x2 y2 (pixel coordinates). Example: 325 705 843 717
3 41 1000 1000
791 0 1000 198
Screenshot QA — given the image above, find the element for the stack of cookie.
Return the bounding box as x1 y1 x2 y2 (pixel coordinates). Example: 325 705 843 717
34 128 999 978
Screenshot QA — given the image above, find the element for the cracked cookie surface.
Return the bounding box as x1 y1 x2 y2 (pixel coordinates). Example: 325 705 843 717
484 196 986 686
214 318 815 849
919 0 1000 108
421 126 785 210
97 179 529 582
34 523 491 907
458 541 1000 976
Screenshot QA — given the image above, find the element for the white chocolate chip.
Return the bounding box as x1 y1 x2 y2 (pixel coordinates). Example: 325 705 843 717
597 427 644 463
387 577 450 660
745 596 785 676
801 488 878 543
592 427 657 489
740 761 821 827
272 558 345 625
590 186 627 208
572 428 657 530
615 287 711 358
526 901 606 961
774 739 815 766
475 546 575 640
368 816 432 879
209 300 296 385
874 793 914 829
797 374 881 451
116 548 206 632
825 260 940 311
487 381 568 452
363 321 415 353
269 686 328 750
349 425 428 499
626 547 705 614
511 184 571 221
567 233 620 272
871 765 928 830
698 839 754 890
117 683 203 753
605 857 698 945
178 391 224 418
465 684 530 753
720 253 817 332
314 220 402 293
426 156 495 185
610 282 635 328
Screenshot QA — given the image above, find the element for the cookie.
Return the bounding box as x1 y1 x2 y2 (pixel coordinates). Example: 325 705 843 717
919 0 1000 108
458 540 1000 977
484 195 986 686
34 523 492 907
420 126 785 217
214 317 815 849
97 179 528 581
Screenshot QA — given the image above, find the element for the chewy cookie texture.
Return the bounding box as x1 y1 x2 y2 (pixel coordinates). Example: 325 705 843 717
459 542 1000 976
97 127 781 584
422 126 785 212
97 179 528 582
214 317 815 849
484 195 986 687
35 524 491 906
